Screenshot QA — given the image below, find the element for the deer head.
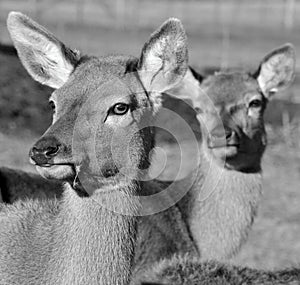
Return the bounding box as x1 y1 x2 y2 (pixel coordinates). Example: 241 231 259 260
7 12 188 195
178 45 296 172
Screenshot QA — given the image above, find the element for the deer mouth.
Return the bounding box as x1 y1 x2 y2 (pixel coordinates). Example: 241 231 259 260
208 143 239 148
207 132 240 158
35 163 76 180
208 143 240 159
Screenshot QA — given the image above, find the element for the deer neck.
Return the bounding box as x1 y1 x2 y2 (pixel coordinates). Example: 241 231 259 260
45 183 139 285
180 147 263 260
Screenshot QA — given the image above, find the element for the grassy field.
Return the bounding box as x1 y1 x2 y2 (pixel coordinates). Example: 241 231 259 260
0 1 300 271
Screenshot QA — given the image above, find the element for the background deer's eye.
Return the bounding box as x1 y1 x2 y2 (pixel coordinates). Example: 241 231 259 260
194 106 203 114
49 100 56 112
111 103 129 115
249 99 262 108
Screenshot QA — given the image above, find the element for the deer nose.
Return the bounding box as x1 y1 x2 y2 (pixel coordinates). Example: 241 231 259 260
29 137 61 165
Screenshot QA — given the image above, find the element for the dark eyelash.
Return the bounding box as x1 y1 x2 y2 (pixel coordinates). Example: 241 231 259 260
249 99 262 108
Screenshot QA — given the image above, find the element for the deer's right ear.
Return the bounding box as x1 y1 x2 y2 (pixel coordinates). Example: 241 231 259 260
7 12 80 89
255 43 296 98
137 18 188 95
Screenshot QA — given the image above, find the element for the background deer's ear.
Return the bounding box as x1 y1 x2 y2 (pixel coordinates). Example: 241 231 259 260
255 43 296 99
7 12 80 89
138 18 188 96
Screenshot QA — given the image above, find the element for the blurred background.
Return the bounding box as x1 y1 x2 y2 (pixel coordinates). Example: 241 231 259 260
0 0 300 271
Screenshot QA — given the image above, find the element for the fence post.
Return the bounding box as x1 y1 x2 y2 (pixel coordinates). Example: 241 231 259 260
220 0 233 70
33 0 41 22
221 26 230 70
76 0 85 25
284 0 295 31
115 0 126 29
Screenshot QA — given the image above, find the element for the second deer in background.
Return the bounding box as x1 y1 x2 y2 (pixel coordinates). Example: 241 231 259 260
168 43 296 260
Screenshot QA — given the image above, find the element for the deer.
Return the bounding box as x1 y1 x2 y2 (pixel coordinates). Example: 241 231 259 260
1 12 201 285
0 17 297 265
134 44 300 285
3 11 300 285
160 42 296 261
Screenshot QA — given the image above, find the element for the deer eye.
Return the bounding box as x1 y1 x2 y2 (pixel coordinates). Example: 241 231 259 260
249 99 262 108
111 103 129 115
194 106 203 114
49 100 56 112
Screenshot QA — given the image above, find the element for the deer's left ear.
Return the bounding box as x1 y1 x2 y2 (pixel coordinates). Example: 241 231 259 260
138 18 188 96
255 43 296 99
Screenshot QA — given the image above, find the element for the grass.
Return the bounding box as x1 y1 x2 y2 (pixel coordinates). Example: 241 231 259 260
233 144 300 268
0 1 300 270
0 132 37 173
0 48 52 134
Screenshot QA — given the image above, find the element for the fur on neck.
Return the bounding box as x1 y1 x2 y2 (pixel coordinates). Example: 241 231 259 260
43 183 139 284
180 148 263 260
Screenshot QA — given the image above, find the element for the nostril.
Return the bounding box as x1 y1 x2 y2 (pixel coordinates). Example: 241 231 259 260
30 136 61 165
31 146 38 155
45 145 60 157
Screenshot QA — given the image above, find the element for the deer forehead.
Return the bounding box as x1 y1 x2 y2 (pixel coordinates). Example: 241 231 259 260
52 56 146 110
201 72 261 106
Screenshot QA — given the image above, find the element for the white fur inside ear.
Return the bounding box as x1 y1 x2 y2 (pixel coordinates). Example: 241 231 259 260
22 31 75 88
143 38 166 72
148 34 185 75
257 44 295 97
140 37 170 93
139 18 188 94
257 71 270 94
7 12 77 89
257 54 284 93
33 41 75 88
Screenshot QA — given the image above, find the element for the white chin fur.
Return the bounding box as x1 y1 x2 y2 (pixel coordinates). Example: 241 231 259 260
212 146 238 160
36 165 74 180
